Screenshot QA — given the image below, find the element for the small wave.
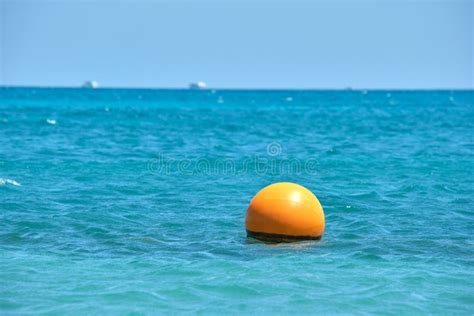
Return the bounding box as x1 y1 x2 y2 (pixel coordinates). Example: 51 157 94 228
46 119 57 125
0 178 21 186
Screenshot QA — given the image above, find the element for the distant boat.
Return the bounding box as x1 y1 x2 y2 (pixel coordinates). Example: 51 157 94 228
189 81 207 90
82 81 99 89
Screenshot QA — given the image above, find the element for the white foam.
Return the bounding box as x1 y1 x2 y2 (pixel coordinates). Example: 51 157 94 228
46 119 57 125
0 178 21 186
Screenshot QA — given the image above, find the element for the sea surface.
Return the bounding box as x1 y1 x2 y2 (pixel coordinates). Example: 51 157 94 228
1 88 473 315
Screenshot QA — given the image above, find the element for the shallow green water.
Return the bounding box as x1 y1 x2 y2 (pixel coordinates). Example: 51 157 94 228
1 88 473 314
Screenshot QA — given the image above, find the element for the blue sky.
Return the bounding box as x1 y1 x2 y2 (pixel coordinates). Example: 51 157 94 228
0 0 472 89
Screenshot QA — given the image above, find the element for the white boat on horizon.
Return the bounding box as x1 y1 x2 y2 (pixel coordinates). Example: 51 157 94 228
189 81 207 90
82 81 99 89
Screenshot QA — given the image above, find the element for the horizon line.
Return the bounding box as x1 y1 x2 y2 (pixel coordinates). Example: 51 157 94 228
0 84 473 92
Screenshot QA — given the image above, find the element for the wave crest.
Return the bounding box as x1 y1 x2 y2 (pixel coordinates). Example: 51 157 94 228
0 178 21 186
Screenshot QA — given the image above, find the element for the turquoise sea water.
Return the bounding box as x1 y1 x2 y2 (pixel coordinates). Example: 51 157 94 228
1 88 473 314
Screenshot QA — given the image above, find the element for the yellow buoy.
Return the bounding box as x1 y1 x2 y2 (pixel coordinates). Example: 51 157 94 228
245 182 325 241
